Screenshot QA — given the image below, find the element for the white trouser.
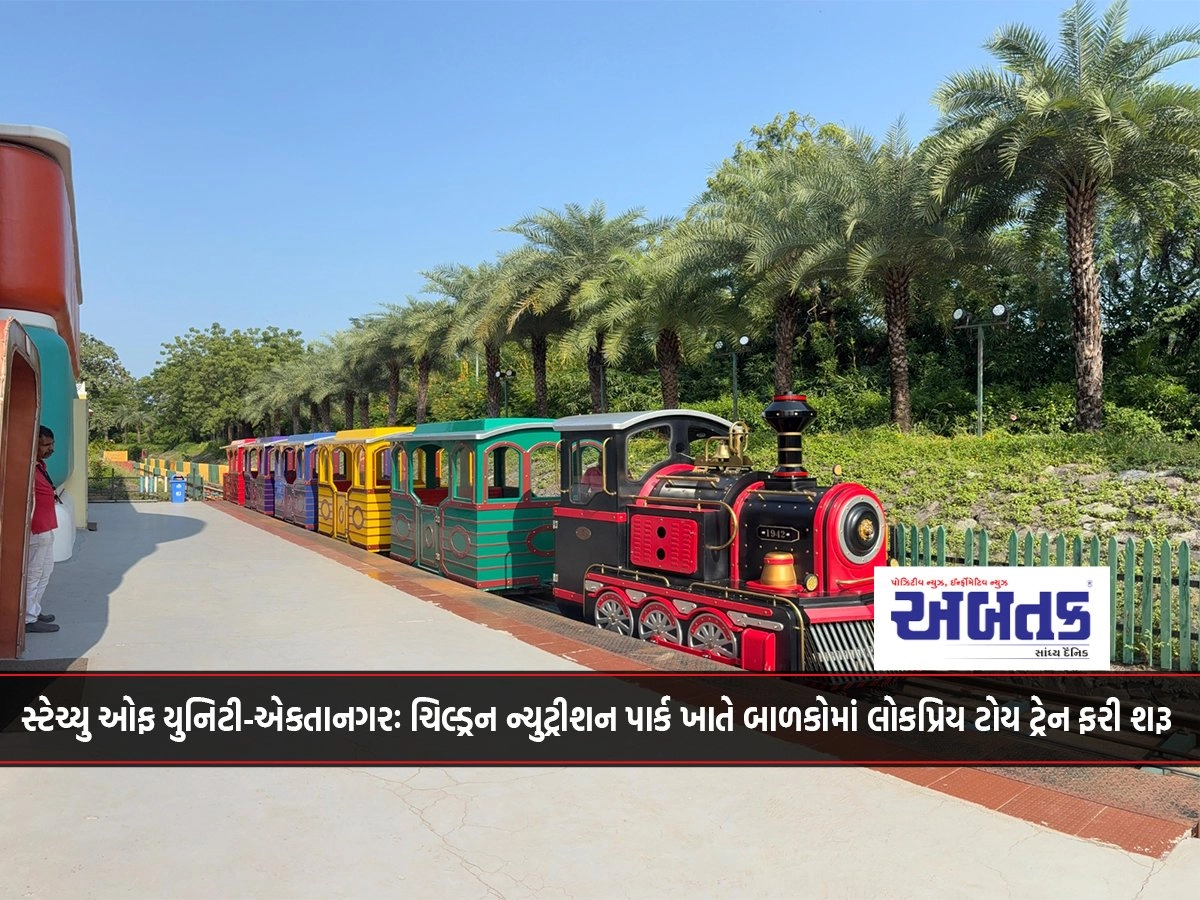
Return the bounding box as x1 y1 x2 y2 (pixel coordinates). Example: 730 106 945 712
25 531 55 623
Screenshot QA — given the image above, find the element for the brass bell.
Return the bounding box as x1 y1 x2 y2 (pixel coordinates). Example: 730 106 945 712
761 551 798 588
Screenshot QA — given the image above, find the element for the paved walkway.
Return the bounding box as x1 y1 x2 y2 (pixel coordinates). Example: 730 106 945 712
2 501 1199 899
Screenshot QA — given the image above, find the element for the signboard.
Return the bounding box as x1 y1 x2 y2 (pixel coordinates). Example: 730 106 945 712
874 567 1110 671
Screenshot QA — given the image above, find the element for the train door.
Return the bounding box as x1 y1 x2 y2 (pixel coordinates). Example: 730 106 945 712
262 446 277 515
278 446 296 522
389 445 417 562
316 446 334 536
553 435 621 614
235 446 248 505
246 447 261 509
332 446 351 541
301 447 319 529
224 446 235 501
411 445 447 571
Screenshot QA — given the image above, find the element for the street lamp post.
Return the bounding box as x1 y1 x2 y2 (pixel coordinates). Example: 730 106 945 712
714 335 751 420
952 305 1008 437
495 368 515 417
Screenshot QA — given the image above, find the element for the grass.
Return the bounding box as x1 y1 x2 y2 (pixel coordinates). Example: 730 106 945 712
730 426 1200 548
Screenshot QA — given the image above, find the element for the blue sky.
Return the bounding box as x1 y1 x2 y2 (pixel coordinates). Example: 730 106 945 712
3 1 1198 377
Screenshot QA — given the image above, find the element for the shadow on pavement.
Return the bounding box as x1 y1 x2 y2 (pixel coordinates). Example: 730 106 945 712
13 502 204 668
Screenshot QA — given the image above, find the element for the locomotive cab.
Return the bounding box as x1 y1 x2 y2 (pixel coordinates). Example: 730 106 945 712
550 410 735 617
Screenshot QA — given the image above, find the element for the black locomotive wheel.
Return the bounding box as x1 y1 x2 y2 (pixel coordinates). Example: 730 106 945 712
593 591 634 636
638 601 682 644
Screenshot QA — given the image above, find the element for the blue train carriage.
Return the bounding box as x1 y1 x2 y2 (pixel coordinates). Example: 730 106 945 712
549 399 885 673
272 432 334 528
388 418 560 590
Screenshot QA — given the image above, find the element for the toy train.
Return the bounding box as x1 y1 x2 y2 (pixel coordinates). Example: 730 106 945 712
224 394 888 672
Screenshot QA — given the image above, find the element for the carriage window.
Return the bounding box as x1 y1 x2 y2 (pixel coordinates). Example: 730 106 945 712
332 448 351 491
528 443 559 500
453 447 475 502
355 447 367 487
412 448 445 489
374 447 391 487
283 448 298 485
487 444 522 501
625 426 671 482
247 449 260 478
568 439 604 504
412 446 448 499
391 448 407 491
412 449 425 489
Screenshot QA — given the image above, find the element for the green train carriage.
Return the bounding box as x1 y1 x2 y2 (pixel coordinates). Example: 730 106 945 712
388 419 560 590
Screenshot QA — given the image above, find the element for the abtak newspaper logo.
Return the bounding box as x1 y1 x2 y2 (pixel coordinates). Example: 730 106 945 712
873 566 1111 671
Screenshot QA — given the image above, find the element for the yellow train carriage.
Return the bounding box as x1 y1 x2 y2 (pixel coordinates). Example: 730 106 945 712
315 426 412 549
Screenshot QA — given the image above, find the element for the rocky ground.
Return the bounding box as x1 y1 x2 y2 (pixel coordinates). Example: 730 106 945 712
962 465 1196 548
876 462 1199 555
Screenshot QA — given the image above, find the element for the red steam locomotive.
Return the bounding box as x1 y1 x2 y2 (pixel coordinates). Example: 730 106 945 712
551 394 886 672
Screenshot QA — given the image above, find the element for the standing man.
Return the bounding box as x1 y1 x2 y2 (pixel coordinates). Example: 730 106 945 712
25 425 60 634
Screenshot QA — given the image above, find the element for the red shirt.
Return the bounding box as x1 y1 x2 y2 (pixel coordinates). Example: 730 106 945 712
31 462 57 534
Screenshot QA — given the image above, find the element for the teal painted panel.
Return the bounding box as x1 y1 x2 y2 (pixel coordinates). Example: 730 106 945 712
26 325 74 485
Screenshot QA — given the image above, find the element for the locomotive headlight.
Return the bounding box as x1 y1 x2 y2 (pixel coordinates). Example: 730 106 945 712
838 496 884 565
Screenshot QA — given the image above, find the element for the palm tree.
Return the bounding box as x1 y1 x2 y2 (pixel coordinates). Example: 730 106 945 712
503 202 669 413
785 122 995 432
398 298 456 423
670 115 847 396
358 307 412 426
496 250 572 416
424 261 508 416
241 373 285 435
114 403 152 445
294 343 339 431
579 233 738 409
930 0 1200 430
325 329 377 429
339 322 393 428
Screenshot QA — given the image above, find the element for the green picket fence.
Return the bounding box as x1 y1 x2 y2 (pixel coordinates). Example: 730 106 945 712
131 462 209 501
889 524 1197 671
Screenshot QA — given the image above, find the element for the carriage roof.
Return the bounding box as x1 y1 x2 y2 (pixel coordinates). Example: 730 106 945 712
274 431 334 447
312 426 411 444
378 417 556 445
552 409 732 434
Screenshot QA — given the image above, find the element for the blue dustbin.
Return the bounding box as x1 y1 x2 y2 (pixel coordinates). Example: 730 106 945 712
170 474 187 503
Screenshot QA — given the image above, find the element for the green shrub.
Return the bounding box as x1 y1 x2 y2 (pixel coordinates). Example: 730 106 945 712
806 373 890 432
1102 403 1164 439
428 373 486 422
987 382 1075 433
1112 373 1198 437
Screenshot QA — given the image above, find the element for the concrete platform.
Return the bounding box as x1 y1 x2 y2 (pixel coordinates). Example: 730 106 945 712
3 501 1199 899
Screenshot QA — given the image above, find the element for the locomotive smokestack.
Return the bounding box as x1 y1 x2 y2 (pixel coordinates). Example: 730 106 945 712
762 393 815 478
